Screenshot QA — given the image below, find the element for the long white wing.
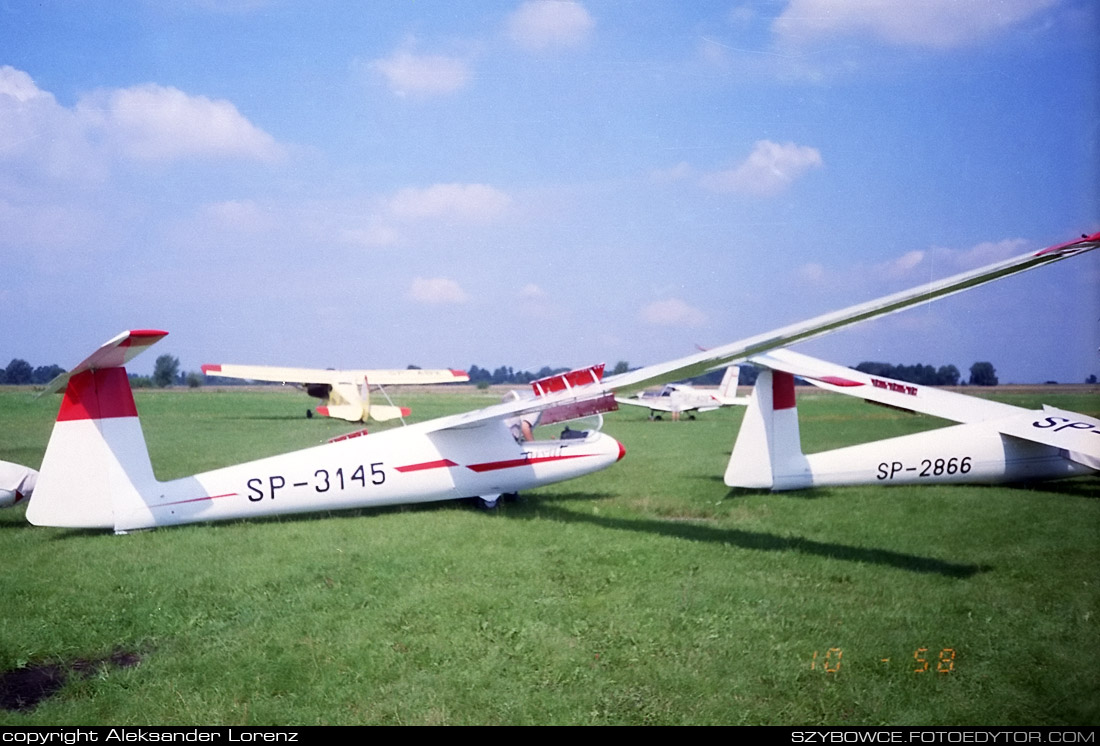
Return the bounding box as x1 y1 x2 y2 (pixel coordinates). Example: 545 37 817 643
413 232 1099 435
602 232 1100 396
748 348 1023 423
202 363 468 386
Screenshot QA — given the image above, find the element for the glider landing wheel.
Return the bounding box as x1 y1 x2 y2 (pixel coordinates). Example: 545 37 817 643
306 409 313 419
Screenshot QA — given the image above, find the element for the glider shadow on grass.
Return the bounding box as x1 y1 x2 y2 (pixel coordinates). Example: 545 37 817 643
519 497 988 579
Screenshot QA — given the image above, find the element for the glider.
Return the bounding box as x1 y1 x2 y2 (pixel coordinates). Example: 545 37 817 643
200 363 469 422
0 460 36 508
615 366 747 420
26 231 1099 532
726 348 1099 490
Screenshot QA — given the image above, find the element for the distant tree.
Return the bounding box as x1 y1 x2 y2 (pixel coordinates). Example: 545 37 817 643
738 366 759 386
466 365 492 386
4 358 33 385
186 371 203 388
407 364 421 370
968 362 998 387
611 361 630 376
32 364 65 385
1087 374 1098 384
153 354 180 388
936 365 961 386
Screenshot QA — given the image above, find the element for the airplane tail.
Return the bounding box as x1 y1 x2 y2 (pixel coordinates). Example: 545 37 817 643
26 331 166 530
724 369 810 489
717 365 740 400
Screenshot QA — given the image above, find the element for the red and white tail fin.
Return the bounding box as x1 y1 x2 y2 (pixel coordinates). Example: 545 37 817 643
724 369 810 489
27 331 167 530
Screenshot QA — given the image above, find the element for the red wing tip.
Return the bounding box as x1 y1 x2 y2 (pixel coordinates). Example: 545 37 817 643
400 407 412 417
450 369 469 378
1035 232 1100 256
121 330 168 346
316 406 330 417
201 364 221 374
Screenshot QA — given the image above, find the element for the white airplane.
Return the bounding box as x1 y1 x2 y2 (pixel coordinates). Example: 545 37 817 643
200 363 470 422
615 365 748 420
0 460 37 508
26 231 1099 532
726 348 1099 490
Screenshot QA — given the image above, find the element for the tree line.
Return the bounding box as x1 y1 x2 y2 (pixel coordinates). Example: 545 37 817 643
3 354 1096 388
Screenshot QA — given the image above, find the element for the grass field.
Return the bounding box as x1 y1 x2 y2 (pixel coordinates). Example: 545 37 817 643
0 385 1097 725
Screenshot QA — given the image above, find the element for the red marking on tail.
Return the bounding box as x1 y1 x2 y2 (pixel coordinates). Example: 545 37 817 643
772 371 797 411
57 369 138 421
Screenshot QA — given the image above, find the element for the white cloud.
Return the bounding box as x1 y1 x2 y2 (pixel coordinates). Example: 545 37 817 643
409 277 469 304
520 283 548 299
506 1 595 51
640 298 707 327
701 140 822 196
388 183 511 223
338 223 401 249
0 66 104 185
878 249 926 279
934 238 1031 270
773 0 1058 49
370 50 472 97
798 262 827 285
76 83 283 162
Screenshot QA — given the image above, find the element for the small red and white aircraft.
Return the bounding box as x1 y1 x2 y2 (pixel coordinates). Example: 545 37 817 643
200 363 469 422
25 231 1099 532
726 348 1099 490
0 460 36 508
615 366 747 420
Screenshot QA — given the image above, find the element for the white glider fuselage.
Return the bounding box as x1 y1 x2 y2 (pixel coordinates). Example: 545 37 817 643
726 350 1098 491
28 363 623 531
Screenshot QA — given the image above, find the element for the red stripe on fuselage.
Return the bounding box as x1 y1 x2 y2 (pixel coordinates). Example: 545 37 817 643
56 368 138 421
395 459 458 473
155 492 239 508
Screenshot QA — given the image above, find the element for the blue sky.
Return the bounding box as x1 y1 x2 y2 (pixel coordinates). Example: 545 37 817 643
2 0 1097 383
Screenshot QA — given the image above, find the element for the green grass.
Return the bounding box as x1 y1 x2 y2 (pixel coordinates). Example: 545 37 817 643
0 385 1097 725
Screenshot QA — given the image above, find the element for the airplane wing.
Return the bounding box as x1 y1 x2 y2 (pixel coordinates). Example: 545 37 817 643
748 348 1023 423
201 363 469 386
988 407 1100 470
600 232 1099 397
406 232 1100 436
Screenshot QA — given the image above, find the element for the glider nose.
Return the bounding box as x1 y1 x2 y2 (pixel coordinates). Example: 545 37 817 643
616 440 626 462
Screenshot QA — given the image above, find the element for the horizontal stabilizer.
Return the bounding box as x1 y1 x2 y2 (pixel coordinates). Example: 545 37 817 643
40 330 168 396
